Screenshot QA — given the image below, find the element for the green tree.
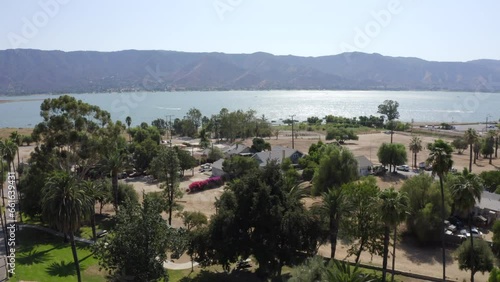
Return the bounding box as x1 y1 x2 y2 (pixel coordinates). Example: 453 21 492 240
174 146 197 177
125 116 132 141
312 146 358 196
409 136 423 168
342 178 383 263
489 267 500 282
149 146 181 225
9 131 21 169
21 134 33 146
251 137 271 152
482 132 496 164
93 194 170 281
401 173 451 243
464 128 479 172
379 188 408 282
186 107 202 130
80 180 105 241
449 169 483 282
207 147 224 162
377 100 400 143
131 138 159 173
427 139 454 281
181 211 208 271
203 162 321 278
0 139 17 172
377 143 407 173
452 137 469 155
325 128 359 143
316 187 347 259
151 118 167 135
99 150 128 210
42 171 93 282
199 128 210 149
480 171 500 192
222 155 259 179
455 238 494 279
492 221 500 255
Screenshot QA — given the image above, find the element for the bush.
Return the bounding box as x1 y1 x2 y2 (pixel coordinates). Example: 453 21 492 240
187 176 224 193
302 163 317 181
117 183 139 206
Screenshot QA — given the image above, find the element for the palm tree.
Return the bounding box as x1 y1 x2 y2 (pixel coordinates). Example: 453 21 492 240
80 180 105 241
317 187 346 259
99 150 127 211
0 139 17 172
9 131 21 169
487 131 496 164
427 139 453 282
379 188 409 282
42 171 93 282
409 136 422 169
449 169 483 282
464 128 478 172
125 116 132 142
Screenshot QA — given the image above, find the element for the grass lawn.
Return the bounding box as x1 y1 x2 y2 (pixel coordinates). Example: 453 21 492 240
12 228 105 282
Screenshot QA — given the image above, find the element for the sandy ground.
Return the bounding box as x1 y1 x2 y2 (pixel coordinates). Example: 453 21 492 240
13 131 500 281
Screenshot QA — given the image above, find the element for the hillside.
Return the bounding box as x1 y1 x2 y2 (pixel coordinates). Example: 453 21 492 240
1 49 500 94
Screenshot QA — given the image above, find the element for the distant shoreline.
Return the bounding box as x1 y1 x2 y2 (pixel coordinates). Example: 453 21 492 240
0 98 44 104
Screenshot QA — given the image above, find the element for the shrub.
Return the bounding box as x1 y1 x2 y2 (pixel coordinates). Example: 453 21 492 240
187 176 224 193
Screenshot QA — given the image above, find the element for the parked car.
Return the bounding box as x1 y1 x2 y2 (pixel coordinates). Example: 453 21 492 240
396 165 410 172
459 228 482 238
448 216 465 229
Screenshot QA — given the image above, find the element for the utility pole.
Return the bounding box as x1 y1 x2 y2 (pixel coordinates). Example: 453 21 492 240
166 115 174 147
290 115 296 149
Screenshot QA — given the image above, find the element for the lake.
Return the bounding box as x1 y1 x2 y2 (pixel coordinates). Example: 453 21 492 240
0 90 498 128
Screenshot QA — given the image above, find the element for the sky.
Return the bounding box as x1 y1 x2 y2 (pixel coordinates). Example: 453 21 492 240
1 0 499 62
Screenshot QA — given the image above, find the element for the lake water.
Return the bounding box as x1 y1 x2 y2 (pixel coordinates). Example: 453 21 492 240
0 90 498 128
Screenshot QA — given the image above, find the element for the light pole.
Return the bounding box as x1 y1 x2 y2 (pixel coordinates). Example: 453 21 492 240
290 115 295 149
166 115 174 147
486 114 492 133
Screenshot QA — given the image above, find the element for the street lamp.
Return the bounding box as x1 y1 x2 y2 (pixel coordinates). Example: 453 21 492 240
290 115 296 149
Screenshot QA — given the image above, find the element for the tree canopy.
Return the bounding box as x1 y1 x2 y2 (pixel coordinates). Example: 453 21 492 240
93 194 170 281
312 145 358 195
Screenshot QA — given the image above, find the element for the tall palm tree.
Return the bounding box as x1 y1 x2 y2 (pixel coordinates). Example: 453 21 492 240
379 188 409 282
317 187 347 259
9 131 21 169
99 150 127 211
464 128 478 172
409 136 422 169
449 169 483 282
80 180 105 241
125 116 132 142
42 171 93 282
427 140 453 282
487 131 496 164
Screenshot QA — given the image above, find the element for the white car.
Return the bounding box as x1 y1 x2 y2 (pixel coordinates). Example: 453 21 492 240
459 228 483 238
396 165 410 172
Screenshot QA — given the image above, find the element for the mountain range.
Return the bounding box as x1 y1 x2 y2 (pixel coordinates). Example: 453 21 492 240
1 49 500 95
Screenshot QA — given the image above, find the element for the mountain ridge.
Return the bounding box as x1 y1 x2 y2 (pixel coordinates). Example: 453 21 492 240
1 49 500 95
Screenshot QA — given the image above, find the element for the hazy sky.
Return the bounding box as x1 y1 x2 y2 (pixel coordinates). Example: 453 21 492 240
1 1 498 62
